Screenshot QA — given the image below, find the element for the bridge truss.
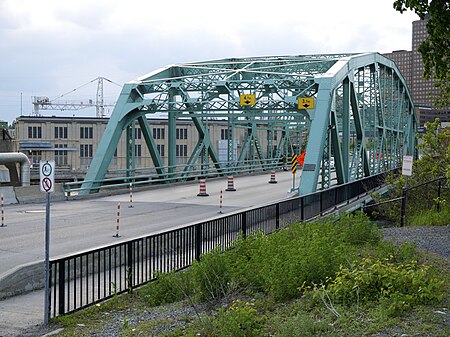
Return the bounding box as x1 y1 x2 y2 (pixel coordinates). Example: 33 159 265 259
80 53 416 195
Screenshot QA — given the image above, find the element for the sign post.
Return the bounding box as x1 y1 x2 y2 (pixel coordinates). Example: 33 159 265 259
40 160 55 325
400 155 413 227
291 154 298 190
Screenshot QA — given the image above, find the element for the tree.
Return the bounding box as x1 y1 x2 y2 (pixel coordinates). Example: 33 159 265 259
393 0 450 107
415 118 450 182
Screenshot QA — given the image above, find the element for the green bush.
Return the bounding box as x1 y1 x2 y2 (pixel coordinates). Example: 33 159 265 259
190 246 231 302
315 257 444 316
143 270 191 306
222 212 380 301
370 241 418 264
334 211 381 245
144 213 383 306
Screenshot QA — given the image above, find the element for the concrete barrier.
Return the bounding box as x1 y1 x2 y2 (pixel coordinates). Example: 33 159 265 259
0 261 44 299
0 186 17 204
14 183 66 204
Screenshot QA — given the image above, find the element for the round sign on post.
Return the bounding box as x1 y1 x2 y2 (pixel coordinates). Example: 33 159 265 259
40 160 55 193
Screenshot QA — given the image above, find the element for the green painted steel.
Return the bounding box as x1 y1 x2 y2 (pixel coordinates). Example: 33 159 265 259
79 53 415 196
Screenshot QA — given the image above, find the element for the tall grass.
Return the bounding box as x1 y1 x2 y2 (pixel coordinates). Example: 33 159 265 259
409 207 450 226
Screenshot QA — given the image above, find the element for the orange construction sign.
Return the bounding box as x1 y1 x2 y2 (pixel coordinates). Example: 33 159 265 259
297 151 306 166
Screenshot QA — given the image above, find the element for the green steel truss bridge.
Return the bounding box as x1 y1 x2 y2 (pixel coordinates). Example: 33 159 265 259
78 52 416 196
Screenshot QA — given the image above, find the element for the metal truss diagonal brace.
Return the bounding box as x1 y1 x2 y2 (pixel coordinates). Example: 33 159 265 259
299 78 332 195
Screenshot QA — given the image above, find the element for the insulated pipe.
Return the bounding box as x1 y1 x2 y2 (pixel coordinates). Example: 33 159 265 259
0 152 31 186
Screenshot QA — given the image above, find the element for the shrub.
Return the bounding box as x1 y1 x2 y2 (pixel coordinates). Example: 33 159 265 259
144 213 383 305
190 247 231 302
313 257 444 316
334 211 381 245
143 270 190 306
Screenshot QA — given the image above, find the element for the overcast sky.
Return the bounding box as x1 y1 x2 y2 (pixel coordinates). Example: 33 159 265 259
0 0 419 125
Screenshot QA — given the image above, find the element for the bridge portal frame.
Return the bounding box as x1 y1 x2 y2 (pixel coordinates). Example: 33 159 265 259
299 53 416 194
79 53 416 195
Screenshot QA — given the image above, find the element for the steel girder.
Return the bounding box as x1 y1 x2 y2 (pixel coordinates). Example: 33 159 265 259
299 53 416 194
80 53 415 195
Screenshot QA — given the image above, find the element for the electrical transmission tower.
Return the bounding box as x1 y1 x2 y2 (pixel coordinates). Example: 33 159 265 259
32 77 120 117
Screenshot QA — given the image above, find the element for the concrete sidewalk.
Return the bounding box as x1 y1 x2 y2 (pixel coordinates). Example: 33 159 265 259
0 289 52 337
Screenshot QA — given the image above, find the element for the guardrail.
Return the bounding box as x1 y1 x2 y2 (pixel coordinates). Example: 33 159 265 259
49 171 390 319
63 159 286 195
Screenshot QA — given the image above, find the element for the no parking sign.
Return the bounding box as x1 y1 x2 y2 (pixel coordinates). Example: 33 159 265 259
40 160 55 193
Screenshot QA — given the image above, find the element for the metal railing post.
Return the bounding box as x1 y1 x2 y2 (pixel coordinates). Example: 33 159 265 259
276 203 280 230
437 179 442 212
195 223 202 261
400 188 406 227
320 191 323 216
301 197 304 221
334 187 338 210
58 261 65 316
127 242 133 292
242 212 247 239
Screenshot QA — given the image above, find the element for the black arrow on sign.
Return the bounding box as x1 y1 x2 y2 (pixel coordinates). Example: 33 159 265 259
303 103 309 108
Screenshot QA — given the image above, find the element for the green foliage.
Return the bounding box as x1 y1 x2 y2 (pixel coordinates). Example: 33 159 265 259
270 313 333 337
409 206 450 226
371 241 418 263
315 256 444 316
50 211 450 337
393 0 450 107
142 212 380 306
190 300 264 337
190 246 231 301
143 270 191 306
369 119 450 225
222 212 379 301
416 119 450 182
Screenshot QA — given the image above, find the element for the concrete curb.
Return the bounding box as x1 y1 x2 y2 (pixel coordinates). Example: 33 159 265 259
0 261 44 300
15 184 65 204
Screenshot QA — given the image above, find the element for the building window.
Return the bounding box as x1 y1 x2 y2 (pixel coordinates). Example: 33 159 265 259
28 126 42 139
153 127 165 139
80 144 93 158
29 150 42 166
54 144 68 166
157 144 165 157
135 144 142 157
221 129 228 140
54 126 68 139
176 144 188 157
136 128 142 139
176 128 188 139
80 127 93 139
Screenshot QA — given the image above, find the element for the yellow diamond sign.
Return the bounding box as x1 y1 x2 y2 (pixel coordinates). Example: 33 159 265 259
298 97 315 109
240 94 256 106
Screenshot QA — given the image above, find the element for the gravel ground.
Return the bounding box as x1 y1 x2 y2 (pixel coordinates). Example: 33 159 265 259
380 225 450 261
9 225 450 337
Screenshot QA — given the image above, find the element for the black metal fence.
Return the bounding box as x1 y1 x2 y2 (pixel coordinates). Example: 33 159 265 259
364 176 449 227
48 171 390 318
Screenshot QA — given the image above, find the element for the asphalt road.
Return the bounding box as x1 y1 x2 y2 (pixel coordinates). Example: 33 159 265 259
0 170 297 277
